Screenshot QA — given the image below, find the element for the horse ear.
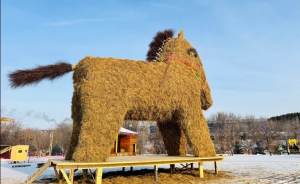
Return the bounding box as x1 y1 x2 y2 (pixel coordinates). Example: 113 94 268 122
178 31 185 39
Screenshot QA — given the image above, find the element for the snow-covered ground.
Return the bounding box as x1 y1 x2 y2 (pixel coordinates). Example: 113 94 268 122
1 156 64 184
206 154 300 183
1 155 300 184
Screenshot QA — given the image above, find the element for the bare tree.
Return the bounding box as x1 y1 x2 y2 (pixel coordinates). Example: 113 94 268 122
0 120 22 145
53 120 72 154
209 112 241 154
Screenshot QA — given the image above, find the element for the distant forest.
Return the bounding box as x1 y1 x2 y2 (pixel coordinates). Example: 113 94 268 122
269 112 300 122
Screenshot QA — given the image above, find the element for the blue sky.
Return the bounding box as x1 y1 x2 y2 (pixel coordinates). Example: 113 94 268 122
1 0 300 128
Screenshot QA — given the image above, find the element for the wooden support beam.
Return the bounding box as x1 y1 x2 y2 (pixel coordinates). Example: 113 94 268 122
58 175 63 184
24 160 52 184
191 163 194 169
170 164 175 174
59 169 72 184
154 165 159 181
57 169 63 184
214 161 218 174
95 167 103 184
115 134 118 155
69 169 74 183
53 167 59 179
198 162 204 178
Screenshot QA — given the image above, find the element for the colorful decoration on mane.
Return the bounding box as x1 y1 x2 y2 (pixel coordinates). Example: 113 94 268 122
147 30 203 81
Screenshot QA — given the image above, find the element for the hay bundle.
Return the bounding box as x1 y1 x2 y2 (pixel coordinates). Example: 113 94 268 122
9 30 215 162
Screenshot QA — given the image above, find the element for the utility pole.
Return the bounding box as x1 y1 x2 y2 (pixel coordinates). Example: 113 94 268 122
49 131 53 156
41 129 54 156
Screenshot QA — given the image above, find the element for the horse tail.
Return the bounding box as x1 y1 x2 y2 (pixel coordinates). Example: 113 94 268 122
9 62 74 88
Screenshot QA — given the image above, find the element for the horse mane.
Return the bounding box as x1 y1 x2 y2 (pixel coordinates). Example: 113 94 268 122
146 29 174 61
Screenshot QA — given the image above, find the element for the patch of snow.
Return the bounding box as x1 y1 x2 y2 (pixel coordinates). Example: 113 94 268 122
119 127 138 135
1 156 64 184
1 167 28 184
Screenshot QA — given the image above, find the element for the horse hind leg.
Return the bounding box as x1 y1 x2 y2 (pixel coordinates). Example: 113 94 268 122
71 99 127 162
66 91 83 160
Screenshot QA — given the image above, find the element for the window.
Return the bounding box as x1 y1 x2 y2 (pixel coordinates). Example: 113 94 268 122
18 150 22 153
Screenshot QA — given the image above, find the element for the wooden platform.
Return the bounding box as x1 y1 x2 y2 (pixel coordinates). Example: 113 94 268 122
25 155 224 184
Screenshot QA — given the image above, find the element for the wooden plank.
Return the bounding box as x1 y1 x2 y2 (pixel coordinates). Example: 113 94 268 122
59 169 72 184
25 156 223 184
198 162 204 178
25 160 52 184
95 167 103 184
0 146 12 154
53 156 224 169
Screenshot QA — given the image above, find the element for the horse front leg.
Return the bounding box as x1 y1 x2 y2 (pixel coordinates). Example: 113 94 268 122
181 108 216 157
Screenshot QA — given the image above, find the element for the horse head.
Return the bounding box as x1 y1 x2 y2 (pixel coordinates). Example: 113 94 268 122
147 29 213 110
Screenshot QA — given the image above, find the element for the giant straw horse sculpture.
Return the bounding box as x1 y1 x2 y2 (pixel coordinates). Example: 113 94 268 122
9 30 216 162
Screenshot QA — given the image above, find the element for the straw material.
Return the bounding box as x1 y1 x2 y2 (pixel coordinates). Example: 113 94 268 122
66 31 215 162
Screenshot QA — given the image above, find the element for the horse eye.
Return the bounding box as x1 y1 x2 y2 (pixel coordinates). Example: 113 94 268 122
187 48 198 58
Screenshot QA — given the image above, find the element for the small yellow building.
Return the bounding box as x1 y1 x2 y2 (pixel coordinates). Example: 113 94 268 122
0 145 29 162
11 145 29 162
